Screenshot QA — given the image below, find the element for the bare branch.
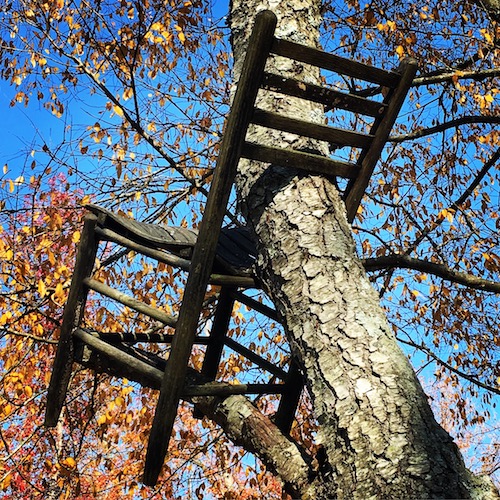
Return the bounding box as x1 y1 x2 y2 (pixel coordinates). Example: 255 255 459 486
408 146 500 251
363 254 500 293
397 336 500 396
390 116 500 143
413 67 500 87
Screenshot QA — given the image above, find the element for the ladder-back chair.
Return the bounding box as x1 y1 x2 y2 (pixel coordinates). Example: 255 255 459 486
44 9 417 486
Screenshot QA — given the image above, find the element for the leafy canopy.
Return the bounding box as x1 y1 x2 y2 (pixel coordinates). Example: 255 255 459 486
0 0 499 496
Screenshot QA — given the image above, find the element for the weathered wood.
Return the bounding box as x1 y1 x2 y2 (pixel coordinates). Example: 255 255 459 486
95 226 257 288
45 214 100 427
262 73 387 117
87 203 198 249
183 382 285 397
344 58 418 222
143 10 279 487
75 328 285 396
242 142 358 178
224 336 288 380
271 38 401 88
74 328 165 385
95 226 192 270
201 288 235 381
83 277 178 328
92 331 211 344
230 290 280 323
251 109 373 148
216 226 257 276
274 360 304 434
194 287 235 419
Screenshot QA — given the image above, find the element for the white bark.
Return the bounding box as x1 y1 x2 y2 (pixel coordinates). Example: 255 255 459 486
229 0 500 498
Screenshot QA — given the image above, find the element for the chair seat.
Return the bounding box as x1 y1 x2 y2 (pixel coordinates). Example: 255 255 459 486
86 204 257 277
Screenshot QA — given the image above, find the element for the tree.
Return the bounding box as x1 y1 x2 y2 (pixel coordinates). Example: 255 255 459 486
0 0 499 498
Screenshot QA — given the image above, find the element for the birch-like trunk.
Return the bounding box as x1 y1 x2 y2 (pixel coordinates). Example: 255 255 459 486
229 1 499 498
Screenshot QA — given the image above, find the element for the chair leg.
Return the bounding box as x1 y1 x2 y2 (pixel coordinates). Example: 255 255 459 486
201 287 235 380
193 287 235 418
274 360 303 434
44 213 100 427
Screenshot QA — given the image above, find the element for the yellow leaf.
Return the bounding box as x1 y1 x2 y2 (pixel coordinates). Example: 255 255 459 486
178 31 186 44
3 403 12 417
3 164 7 174
38 279 47 297
72 230 81 244
62 457 76 469
54 282 64 300
0 311 12 326
25 385 33 398
8 180 14 193
0 473 12 490
395 45 405 57
113 105 124 117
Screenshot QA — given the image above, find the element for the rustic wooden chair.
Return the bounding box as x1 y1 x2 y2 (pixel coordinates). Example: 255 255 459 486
44 9 417 486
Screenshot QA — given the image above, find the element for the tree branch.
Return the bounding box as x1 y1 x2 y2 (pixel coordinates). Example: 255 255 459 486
397 336 500 396
470 0 500 22
363 254 500 293
390 116 500 143
412 67 500 87
407 146 500 252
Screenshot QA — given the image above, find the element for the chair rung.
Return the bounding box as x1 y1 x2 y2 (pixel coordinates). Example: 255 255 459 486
224 336 288 380
74 328 164 386
242 142 358 179
90 331 212 344
83 277 178 327
251 109 373 148
95 226 191 270
271 38 401 88
262 73 387 117
183 383 285 397
95 226 257 288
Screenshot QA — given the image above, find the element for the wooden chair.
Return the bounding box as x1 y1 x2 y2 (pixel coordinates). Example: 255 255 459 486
44 9 417 486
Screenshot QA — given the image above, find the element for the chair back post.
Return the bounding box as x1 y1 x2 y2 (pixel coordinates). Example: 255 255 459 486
143 10 278 486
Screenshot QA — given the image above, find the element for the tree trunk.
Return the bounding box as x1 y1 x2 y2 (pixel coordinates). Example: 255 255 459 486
230 1 499 498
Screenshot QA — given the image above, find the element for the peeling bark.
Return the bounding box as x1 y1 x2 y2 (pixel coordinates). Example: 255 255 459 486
230 1 500 498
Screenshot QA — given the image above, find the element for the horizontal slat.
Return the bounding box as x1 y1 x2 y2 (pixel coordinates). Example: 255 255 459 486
251 109 373 148
271 38 401 88
92 332 211 344
95 226 191 270
230 290 280 323
262 73 387 117
224 336 288 380
242 142 359 179
74 329 285 396
95 227 257 288
74 327 167 383
83 277 178 327
183 383 285 397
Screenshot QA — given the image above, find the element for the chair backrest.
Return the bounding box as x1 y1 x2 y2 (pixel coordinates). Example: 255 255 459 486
239 19 418 222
